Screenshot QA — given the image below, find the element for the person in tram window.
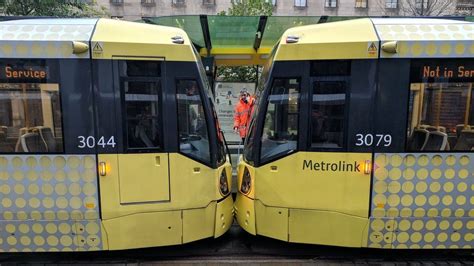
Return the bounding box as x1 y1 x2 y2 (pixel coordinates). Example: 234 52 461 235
178 82 199 140
233 88 254 143
311 108 329 143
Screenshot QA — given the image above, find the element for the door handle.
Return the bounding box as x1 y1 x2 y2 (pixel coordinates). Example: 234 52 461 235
155 156 161 166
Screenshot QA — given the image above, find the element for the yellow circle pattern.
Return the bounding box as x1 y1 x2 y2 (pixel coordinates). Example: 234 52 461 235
0 155 102 251
370 153 474 249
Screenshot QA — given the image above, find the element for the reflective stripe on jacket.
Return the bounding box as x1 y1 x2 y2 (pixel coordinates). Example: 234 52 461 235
234 98 253 138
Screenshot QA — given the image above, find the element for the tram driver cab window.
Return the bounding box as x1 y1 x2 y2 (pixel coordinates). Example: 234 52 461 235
310 60 350 149
177 80 210 163
260 78 300 162
122 60 162 151
311 81 346 149
407 60 474 151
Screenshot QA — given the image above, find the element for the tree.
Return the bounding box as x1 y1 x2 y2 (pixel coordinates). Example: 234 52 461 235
219 0 274 16
0 0 107 17
377 0 456 16
400 0 455 16
216 0 273 82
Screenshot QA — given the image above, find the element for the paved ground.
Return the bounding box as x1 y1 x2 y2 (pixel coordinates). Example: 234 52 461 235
0 224 473 265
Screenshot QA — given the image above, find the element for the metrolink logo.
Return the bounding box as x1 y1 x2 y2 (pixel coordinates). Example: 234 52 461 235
302 160 361 172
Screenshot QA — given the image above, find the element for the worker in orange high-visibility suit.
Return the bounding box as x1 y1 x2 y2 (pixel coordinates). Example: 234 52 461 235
234 89 254 143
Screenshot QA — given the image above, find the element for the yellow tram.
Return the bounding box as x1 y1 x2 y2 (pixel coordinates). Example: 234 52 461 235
0 18 233 252
235 18 474 249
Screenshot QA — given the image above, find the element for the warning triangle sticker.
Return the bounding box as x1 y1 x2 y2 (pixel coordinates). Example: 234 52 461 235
368 42 377 52
368 42 377 56
93 42 103 52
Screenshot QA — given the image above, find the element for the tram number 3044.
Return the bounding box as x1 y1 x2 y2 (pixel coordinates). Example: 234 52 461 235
355 134 392 147
78 136 117 149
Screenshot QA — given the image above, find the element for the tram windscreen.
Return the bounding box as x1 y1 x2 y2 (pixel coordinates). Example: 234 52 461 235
260 78 299 162
0 83 63 153
177 79 210 164
407 60 474 151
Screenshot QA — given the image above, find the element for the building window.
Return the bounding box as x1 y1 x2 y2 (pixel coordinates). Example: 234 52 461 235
415 0 429 9
294 0 307 8
385 0 398 8
265 0 277 6
325 0 337 8
110 0 124 5
172 0 185 6
203 0 215 5
355 0 367 8
141 0 155 5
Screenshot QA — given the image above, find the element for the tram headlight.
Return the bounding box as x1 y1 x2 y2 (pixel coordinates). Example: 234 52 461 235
240 167 251 194
219 170 230 196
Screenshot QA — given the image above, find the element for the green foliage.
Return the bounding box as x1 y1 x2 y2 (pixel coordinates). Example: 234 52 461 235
217 0 272 82
0 0 108 17
218 66 258 82
223 0 273 16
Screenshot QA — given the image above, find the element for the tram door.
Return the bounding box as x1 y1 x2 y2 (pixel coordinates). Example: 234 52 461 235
114 59 170 204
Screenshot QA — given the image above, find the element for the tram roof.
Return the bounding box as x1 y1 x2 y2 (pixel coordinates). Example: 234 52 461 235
0 16 473 63
276 18 474 61
144 15 473 65
0 18 196 61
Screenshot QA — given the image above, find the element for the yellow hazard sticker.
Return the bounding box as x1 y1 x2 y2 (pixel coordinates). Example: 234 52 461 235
92 42 103 57
368 42 378 56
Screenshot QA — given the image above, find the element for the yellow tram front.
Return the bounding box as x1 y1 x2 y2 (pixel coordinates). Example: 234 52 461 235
0 18 233 252
235 18 474 249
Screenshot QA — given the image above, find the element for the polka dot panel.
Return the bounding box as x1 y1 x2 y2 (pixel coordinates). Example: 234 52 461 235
0 40 90 59
0 23 95 41
381 40 473 58
368 217 474 249
375 23 473 59
0 21 95 59
372 153 474 219
376 24 473 42
0 155 99 221
0 220 103 252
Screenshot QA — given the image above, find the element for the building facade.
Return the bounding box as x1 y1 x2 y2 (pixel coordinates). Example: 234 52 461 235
456 0 474 15
96 0 467 21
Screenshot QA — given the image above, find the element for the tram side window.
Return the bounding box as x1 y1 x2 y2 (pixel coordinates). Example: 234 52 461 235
124 81 162 150
311 81 346 148
0 83 63 153
260 78 300 162
177 80 210 164
407 61 474 151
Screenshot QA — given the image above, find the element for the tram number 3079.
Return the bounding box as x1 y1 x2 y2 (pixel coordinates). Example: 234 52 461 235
77 136 117 149
355 134 392 147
